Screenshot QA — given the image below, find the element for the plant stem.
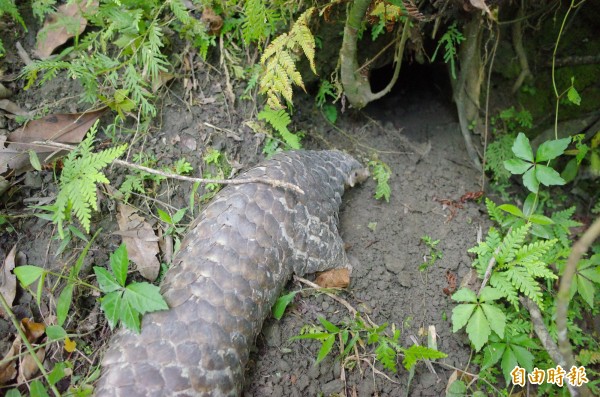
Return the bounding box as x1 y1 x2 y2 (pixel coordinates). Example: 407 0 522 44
0 293 62 397
556 216 599 397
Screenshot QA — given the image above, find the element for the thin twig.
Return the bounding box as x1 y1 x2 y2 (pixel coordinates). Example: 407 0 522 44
293 276 357 316
520 297 563 365
15 42 33 66
31 140 305 195
556 216 600 397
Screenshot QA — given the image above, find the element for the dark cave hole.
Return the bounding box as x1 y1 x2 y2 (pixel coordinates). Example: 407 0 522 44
369 60 453 102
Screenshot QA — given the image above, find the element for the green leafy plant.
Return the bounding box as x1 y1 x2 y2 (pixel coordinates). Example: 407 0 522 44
292 314 446 373
504 132 570 193
452 287 506 352
257 106 302 149
157 207 187 254
94 243 168 332
431 22 465 80
37 122 127 238
368 159 391 202
259 7 316 110
419 235 442 272
24 0 214 119
0 0 25 57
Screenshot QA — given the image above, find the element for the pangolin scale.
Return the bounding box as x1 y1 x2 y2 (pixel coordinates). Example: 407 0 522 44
95 150 368 396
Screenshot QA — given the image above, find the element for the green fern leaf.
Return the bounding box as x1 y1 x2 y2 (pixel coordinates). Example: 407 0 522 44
514 239 556 265
485 198 505 225
257 107 301 149
375 339 397 373
506 267 543 308
53 123 127 237
496 224 530 265
490 272 519 307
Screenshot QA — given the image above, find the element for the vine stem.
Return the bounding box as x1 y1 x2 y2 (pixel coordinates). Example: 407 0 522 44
31 140 305 195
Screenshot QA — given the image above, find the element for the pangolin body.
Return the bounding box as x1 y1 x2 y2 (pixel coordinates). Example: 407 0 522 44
95 150 367 396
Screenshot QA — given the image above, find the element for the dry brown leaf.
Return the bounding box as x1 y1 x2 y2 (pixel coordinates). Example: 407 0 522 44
17 345 45 382
0 99 32 117
0 337 20 385
116 203 160 281
0 246 17 317
315 268 350 288
34 0 99 59
21 318 46 343
0 109 105 175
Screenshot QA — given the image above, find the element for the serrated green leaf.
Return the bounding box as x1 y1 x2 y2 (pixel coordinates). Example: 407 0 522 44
272 291 297 320
318 317 340 333
56 284 74 327
451 288 477 302
504 158 531 175
157 208 172 224
481 303 506 338
498 204 524 218
94 266 121 293
46 325 67 341
100 290 122 330
536 137 571 162
110 244 129 287
522 166 538 193
171 208 186 224
13 265 45 287
536 165 566 186
452 303 476 332
512 133 534 162
481 342 505 369
576 275 595 308
500 345 518 384
119 297 141 333
466 307 490 351
124 282 168 314
510 344 534 372
478 287 504 302
315 334 335 365
567 85 581 105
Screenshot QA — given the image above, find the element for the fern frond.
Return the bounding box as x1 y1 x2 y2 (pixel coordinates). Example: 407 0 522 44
54 124 127 236
485 198 505 226
292 23 316 74
490 272 519 307
259 7 316 108
505 267 543 308
521 261 557 281
375 339 397 373
514 239 556 266
496 224 530 265
257 107 301 149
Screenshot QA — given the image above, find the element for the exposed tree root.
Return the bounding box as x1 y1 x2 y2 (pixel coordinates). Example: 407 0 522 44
511 2 533 94
340 0 409 109
452 13 485 170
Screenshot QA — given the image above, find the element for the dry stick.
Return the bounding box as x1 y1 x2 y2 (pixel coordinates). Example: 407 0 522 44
520 297 564 365
293 276 358 317
31 141 305 195
556 216 600 397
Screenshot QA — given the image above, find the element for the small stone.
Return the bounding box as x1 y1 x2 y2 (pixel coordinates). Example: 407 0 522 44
384 253 405 274
321 379 344 395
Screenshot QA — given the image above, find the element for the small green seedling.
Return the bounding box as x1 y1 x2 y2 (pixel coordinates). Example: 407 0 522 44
419 235 442 272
